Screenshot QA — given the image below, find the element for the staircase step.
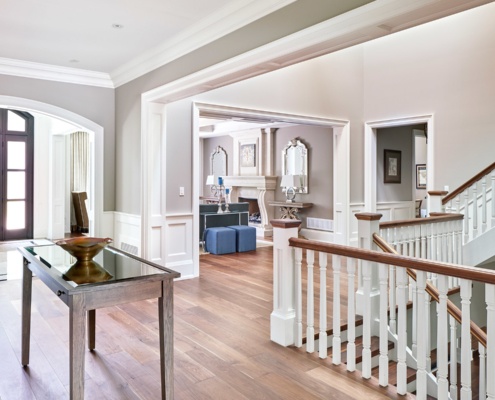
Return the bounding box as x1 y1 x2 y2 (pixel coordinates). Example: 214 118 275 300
371 360 416 386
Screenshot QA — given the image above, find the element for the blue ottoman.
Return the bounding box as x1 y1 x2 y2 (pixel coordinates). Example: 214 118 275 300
204 227 236 255
228 225 256 252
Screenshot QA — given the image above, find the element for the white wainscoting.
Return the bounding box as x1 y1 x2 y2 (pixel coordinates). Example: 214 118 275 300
165 213 196 280
300 228 334 243
113 212 141 255
377 201 415 222
111 211 195 279
350 203 366 247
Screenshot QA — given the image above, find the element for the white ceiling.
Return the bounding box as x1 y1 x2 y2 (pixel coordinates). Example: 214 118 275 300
1 0 494 90
0 0 292 85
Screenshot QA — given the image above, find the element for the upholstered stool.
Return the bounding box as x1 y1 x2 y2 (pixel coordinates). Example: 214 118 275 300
228 225 257 252
204 227 236 255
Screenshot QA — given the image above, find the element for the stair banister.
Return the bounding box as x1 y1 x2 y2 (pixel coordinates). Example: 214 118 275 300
373 233 487 348
442 161 495 206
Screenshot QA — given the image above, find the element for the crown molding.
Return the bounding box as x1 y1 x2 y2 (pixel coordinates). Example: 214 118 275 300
0 57 114 88
110 0 295 87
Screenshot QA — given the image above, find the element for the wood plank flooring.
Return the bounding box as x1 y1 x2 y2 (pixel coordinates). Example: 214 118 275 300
0 245 412 399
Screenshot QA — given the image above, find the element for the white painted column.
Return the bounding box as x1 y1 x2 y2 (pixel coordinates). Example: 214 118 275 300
270 219 301 346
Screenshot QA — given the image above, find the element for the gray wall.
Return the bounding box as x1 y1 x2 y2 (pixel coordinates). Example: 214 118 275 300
115 0 372 214
376 126 414 203
274 125 333 222
202 136 234 196
0 75 115 210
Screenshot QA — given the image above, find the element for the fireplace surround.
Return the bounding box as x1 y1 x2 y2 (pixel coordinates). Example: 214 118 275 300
223 175 277 237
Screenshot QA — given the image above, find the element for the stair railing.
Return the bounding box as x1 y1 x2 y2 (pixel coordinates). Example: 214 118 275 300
270 218 495 400
373 233 488 399
440 161 495 242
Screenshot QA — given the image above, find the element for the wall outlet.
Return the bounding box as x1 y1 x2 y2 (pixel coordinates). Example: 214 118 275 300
179 187 185 196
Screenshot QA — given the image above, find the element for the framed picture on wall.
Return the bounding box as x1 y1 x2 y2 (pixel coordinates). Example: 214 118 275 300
384 149 401 183
416 164 427 189
240 144 256 167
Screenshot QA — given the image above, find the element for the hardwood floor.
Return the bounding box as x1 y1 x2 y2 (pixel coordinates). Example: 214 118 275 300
0 244 411 399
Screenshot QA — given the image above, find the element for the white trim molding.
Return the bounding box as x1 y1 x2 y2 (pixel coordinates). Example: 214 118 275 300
0 57 114 88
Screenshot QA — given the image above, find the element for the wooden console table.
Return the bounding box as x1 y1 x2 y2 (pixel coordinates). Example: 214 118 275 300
18 244 180 400
269 201 313 220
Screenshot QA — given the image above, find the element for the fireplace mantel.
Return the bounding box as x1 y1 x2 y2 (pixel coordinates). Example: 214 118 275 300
223 176 277 237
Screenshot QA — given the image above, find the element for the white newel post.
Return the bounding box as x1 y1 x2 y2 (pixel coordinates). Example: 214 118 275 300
355 213 382 322
270 219 302 346
428 190 448 214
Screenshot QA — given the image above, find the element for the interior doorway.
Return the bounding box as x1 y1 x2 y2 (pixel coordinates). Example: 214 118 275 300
0 96 105 240
364 115 434 216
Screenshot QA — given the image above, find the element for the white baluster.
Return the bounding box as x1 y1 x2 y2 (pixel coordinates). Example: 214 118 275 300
450 315 458 400
361 256 372 379
411 280 418 357
378 262 389 387
464 189 470 243
431 222 438 261
389 264 397 335
416 270 427 398
346 258 356 372
437 275 449 400
472 183 478 239
306 250 315 353
460 279 472 400
426 222 432 260
455 194 461 213
482 176 487 233
479 343 486 400
295 247 303 347
396 267 408 395
331 254 341 364
486 284 495 400
319 252 328 359
414 225 421 258
420 223 427 260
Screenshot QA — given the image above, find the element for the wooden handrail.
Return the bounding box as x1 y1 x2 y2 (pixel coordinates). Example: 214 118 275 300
379 213 463 229
289 236 492 347
373 234 487 348
442 161 495 205
288 237 495 285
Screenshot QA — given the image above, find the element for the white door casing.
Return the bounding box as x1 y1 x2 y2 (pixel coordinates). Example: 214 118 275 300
364 115 434 214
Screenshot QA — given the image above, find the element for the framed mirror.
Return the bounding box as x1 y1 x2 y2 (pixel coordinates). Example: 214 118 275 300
211 146 227 177
282 138 308 193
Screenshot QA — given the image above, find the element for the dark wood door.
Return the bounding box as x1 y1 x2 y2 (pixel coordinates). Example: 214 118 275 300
0 109 34 241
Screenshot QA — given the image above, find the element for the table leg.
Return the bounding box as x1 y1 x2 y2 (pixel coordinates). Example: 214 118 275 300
69 294 86 400
158 279 174 400
21 258 32 367
87 309 95 350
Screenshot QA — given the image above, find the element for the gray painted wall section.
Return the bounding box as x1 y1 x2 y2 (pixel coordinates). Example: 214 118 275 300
115 0 372 214
0 74 115 210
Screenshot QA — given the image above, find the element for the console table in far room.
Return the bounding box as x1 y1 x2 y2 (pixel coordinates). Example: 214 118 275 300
268 201 313 220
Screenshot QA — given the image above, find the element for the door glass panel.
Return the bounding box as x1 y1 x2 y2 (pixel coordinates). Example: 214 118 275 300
8 141 26 169
6 201 25 230
7 172 25 199
7 111 26 132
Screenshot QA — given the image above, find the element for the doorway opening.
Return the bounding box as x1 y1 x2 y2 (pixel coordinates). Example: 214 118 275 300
364 115 434 217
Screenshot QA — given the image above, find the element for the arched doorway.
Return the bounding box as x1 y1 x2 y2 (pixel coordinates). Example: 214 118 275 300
0 96 104 239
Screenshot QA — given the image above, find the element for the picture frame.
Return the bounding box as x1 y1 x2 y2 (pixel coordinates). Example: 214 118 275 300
416 164 427 189
384 149 401 183
240 144 256 167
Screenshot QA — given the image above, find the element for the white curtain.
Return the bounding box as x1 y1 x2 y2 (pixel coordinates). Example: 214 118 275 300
70 131 89 228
